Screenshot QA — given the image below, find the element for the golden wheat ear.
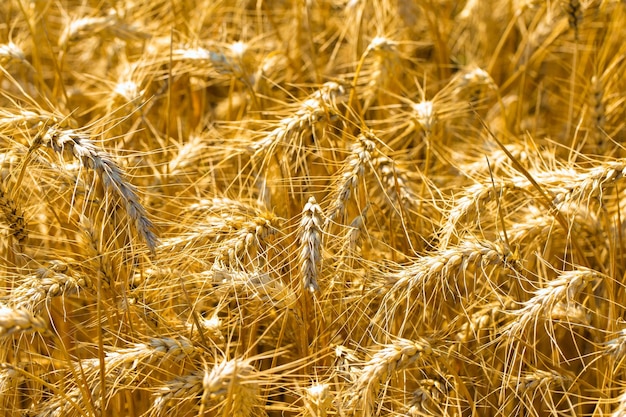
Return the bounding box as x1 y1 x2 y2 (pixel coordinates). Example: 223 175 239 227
31 125 159 253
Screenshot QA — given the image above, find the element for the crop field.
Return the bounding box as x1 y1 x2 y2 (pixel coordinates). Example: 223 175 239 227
1 0 626 416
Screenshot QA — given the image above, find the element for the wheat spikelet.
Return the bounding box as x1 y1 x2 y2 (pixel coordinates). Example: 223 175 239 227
153 370 204 408
588 75 607 153
202 358 260 417
153 358 259 417
385 239 514 304
58 11 149 49
514 369 571 393
299 196 324 294
437 181 518 249
204 268 298 310
371 155 433 222
604 329 626 361
565 0 583 39
361 36 400 111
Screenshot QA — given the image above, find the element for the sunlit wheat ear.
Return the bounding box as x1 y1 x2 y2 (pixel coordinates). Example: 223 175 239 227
299 196 324 294
58 10 149 50
412 100 436 134
216 211 281 269
12 262 92 314
202 268 298 310
173 40 254 78
0 304 46 337
40 337 200 417
304 383 332 417
405 377 452 417
553 161 626 207
502 267 599 339
153 370 205 415
167 133 206 175
249 81 346 156
0 364 20 399
362 36 399 110
34 125 158 253
384 239 514 307
603 329 626 363
371 156 423 211
452 66 495 96
325 131 376 227
107 61 148 110
344 206 368 254
154 358 259 417
345 338 433 416
515 369 571 392
0 110 57 134
457 142 533 177
107 336 198 366
437 180 518 249
0 41 27 66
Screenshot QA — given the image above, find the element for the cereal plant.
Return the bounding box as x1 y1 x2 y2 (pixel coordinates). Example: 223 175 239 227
1 0 626 416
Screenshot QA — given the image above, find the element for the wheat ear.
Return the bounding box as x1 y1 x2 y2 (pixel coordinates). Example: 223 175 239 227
0 185 27 244
346 338 433 416
503 267 599 339
35 126 158 253
0 304 46 337
325 132 376 227
299 196 324 293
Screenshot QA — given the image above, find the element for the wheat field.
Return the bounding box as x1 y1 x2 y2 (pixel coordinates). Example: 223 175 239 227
1 0 626 416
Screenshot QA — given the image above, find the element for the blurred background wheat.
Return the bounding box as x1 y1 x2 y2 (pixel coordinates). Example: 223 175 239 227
1 0 626 416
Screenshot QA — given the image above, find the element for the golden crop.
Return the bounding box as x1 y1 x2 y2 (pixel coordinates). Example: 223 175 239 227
1 1 625 416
